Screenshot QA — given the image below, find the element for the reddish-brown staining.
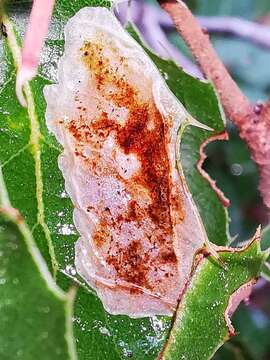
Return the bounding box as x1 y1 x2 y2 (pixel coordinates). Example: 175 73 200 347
91 112 118 135
159 250 177 263
68 121 83 142
93 220 111 247
81 42 113 90
74 147 87 159
126 200 141 222
88 51 176 231
170 194 185 222
116 99 173 233
65 41 184 291
107 241 151 291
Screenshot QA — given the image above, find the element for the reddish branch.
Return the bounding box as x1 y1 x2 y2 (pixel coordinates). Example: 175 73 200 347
159 0 270 210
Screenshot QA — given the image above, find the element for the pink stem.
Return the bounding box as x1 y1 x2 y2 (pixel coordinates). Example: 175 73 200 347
16 0 55 106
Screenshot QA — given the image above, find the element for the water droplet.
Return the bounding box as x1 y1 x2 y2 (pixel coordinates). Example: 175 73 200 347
16 349 23 357
65 264 77 276
231 163 243 176
59 190 69 198
57 223 76 235
118 341 133 358
99 326 111 336
13 278 19 285
40 331 49 340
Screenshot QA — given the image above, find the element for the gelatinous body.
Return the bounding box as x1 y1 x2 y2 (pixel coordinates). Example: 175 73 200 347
44 7 206 317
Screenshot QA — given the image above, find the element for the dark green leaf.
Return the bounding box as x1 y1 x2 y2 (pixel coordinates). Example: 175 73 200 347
0 170 76 360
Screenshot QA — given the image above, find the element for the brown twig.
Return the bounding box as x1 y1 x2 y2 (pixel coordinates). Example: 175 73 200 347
159 0 270 210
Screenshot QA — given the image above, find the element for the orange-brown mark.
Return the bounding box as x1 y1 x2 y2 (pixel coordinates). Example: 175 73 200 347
81 41 181 231
66 41 184 290
93 219 112 247
107 241 151 291
117 104 174 231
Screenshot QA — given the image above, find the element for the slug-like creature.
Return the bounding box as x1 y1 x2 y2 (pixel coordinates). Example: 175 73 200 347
44 7 208 317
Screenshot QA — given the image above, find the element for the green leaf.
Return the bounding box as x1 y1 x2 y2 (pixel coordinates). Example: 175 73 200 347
125 24 268 359
0 170 77 360
214 337 256 360
54 0 111 20
261 225 270 281
161 239 266 360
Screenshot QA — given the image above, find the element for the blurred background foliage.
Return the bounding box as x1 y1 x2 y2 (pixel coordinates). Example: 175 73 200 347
143 0 270 359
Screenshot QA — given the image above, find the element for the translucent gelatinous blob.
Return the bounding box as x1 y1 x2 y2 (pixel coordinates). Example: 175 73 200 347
44 7 207 317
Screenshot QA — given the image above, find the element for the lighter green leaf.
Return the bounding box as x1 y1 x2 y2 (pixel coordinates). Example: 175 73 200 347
261 224 270 281
161 238 266 360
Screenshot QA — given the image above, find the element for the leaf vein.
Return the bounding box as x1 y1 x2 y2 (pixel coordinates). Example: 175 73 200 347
2 14 59 278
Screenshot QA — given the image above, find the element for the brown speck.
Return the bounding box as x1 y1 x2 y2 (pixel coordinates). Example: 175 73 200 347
160 250 177 263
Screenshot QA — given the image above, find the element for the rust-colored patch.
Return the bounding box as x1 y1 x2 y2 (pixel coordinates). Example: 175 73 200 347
107 240 151 292
93 219 111 247
159 250 177 263
80 41 181 232
117 104 173 231
65 40 185 291
126 200 141 222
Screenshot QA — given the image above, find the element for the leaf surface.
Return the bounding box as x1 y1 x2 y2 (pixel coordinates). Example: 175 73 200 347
161 239 266 359
0 169 76 360
261 225 270 281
